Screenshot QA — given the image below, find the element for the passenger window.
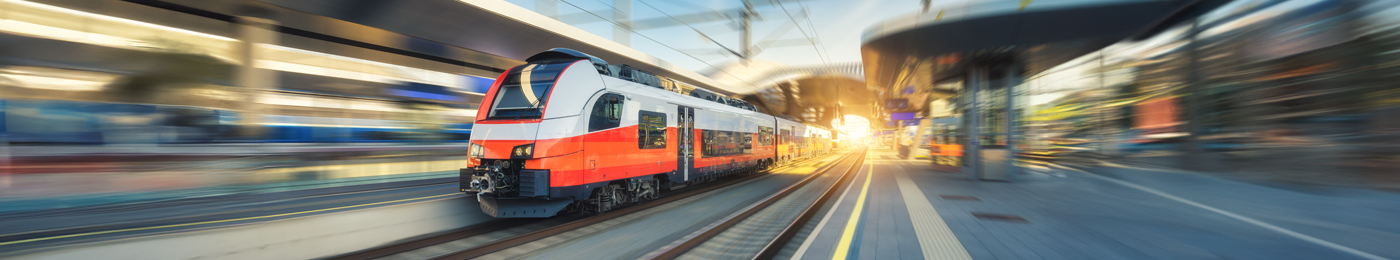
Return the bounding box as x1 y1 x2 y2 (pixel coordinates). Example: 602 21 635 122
759 126 774 145
700 130 754 156
608 96 622 121
638 111 666 149
589 94 624 131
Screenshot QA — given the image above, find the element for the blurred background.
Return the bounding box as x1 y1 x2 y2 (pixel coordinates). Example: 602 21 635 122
1004 0 1400 189
0 0 493 212
1 0 1399 212
2 0 1400 257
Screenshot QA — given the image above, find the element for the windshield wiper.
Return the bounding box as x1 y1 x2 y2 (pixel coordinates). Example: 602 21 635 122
506 88 551 120
506 107 542 120
505 96 544 121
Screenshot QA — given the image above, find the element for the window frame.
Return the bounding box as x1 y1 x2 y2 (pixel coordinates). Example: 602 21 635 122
588 93 625 132
485 62 572 119
759 126 774 146
638 110 667 149
701 129 754 157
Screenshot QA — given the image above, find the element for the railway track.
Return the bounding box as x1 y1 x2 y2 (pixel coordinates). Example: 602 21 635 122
644 148 867 260
329 149 862 260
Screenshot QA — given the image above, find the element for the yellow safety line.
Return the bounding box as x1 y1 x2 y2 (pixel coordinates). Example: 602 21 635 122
832 152 874 260
0 193 459 247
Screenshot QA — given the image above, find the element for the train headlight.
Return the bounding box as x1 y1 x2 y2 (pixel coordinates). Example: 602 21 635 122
469 143 484 158
511 144 534 158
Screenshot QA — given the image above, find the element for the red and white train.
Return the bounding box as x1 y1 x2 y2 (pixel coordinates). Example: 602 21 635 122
462 49 832 218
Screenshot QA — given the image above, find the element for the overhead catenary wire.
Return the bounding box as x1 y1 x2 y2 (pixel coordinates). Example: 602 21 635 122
796 0 835 65
775 0 829 67
557 0 763 92
634 0 745 59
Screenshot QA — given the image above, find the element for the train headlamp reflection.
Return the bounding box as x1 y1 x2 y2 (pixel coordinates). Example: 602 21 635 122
469 143 484 158
511 144 534 158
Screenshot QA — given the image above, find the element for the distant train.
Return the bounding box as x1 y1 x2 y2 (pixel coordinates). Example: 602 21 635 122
0 98 471 144
462 49 832 218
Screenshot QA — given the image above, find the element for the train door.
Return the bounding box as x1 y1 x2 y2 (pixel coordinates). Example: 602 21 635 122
795 125 806 156
676 106 695 182
584 93 624 184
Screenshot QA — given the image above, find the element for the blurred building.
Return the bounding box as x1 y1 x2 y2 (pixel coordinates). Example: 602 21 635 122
1020 0 1400 186
0 0 512 144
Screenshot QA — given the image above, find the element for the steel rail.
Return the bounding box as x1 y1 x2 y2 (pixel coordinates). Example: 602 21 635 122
753 149 868 259
643 148 867 260
417 150 859 260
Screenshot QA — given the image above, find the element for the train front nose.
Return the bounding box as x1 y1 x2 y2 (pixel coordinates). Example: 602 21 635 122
463 164 501 192
461 139 537 194
459 122 576 217
463 157 572 218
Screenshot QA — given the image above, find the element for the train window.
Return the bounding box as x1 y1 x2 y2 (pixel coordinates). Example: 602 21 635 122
638 111 666 149
741 131 752 150
488 62 572 119
702 130 712 155
589 94 624 131
606 96 622 120
790 127 798 145
701 129 753 157
759 126 774 145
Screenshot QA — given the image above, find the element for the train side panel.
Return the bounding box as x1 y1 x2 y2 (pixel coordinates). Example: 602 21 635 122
465 50 829 218
690 107 773 177
775 118 802 163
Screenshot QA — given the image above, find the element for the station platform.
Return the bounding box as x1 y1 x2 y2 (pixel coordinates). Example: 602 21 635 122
1 143 471 213
0 179 474 257
786 148 1400 260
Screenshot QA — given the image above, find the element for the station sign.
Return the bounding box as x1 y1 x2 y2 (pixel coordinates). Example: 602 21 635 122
463 76 496 94
884 98 909 110
890 112 916 120
389 82 461 102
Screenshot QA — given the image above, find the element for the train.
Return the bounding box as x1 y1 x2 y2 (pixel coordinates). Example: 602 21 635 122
0 97 472 144
461 49 833 218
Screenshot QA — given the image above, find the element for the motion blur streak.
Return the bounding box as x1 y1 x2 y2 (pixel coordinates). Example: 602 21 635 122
0 193 457 247
3 0 1400 259
1070 166 1388 260
1019 0 1400 188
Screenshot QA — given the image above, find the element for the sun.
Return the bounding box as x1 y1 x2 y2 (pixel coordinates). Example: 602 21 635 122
832 115 870 141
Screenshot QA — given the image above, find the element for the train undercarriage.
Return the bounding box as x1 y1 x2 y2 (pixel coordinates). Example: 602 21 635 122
463 158 778 218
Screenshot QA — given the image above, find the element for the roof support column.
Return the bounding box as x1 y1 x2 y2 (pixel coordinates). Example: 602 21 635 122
1180 19 1205 170
536 0 559 19
234 16 278 139
1003 63 1022 181
964 66 985 181
612 0 631 47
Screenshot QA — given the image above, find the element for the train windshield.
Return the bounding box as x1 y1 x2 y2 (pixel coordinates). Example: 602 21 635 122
488 61 574 119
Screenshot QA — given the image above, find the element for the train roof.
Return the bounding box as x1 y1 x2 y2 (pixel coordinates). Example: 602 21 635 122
527 48 608 66
603 76 761 115
534 48 758 112
604 77 833 133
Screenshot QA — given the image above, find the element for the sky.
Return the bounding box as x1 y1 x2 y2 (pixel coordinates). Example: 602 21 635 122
503 0 923 72
500 0 1178 108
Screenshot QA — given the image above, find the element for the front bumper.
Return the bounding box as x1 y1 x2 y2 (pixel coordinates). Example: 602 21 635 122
462 165 566 218
460 167 489 192
478 196 574 218
459 166 550 197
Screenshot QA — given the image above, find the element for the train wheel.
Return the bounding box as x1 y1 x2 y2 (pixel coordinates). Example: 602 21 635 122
642 179 660 200
589 187 615 214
